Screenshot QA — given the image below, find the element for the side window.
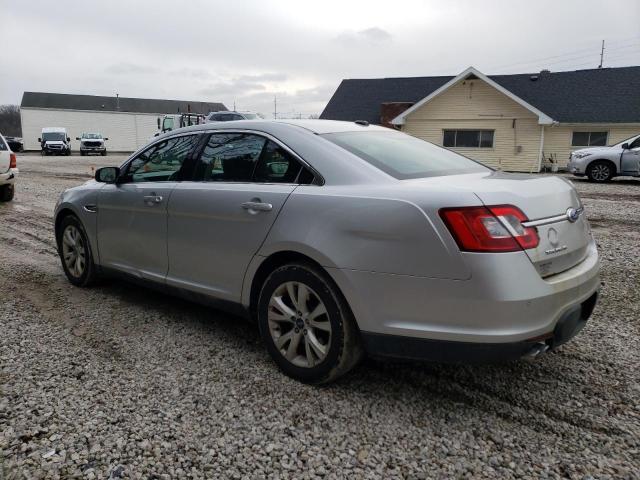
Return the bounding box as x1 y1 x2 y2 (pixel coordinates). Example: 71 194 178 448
0 137 7 151
629 137 640 149
254 141 303 183
125 135 198 182
194 133 266 182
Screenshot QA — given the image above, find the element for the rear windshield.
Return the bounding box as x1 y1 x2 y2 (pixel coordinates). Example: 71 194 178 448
323 130 489 179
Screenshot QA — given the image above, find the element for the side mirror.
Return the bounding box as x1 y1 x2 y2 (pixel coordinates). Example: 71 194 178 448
104 137 109 141
38 138 42 142
75 137 81 140
95 166 120 183
67 137 71 142
622 143 629 150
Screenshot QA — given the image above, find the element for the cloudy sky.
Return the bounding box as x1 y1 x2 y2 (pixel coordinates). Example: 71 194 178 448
1 0 638 118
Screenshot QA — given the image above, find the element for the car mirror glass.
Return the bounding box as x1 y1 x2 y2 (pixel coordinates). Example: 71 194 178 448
621 143 629 150
95 166 120 183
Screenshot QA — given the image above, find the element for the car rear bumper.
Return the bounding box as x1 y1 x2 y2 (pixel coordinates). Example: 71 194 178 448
0 168 18 185
361 291 597 362
330 238 600 351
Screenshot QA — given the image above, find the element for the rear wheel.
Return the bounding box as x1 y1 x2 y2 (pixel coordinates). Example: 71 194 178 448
257 263 363 384
101 150 107 156
0 184 14 202
587 161 614 182
56 215 98 287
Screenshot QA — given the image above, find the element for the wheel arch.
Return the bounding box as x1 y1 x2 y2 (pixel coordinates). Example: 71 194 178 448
244 250 359 326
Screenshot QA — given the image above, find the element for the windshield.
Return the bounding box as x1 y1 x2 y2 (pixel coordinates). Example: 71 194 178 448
82 133 102 139
42 132 66 142
322 130 489 179
613 133 640 148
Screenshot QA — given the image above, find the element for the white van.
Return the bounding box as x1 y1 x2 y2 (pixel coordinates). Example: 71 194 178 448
39 127 71 156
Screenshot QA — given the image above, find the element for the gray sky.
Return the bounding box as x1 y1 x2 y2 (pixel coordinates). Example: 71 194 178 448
1 0 639 118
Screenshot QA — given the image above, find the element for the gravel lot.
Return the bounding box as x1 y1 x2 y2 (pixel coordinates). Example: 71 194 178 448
1 154 639 479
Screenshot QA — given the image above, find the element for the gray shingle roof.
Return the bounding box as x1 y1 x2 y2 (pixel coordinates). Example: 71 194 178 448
320 66 640 124
21 92 227 115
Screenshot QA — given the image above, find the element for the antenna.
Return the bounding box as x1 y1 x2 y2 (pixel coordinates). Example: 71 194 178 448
598 40 605 68
116 93 119 110
273 95 277 119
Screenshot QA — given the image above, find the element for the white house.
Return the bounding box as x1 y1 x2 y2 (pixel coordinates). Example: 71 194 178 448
20 92 226 152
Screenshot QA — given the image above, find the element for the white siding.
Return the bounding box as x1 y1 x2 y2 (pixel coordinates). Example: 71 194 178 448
21 108 162 152
402 79 543 172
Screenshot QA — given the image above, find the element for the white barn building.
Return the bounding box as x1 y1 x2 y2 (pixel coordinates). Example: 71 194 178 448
20 92 226 152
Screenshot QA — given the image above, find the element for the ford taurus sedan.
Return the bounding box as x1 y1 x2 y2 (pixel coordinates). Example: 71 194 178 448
54 120 600 383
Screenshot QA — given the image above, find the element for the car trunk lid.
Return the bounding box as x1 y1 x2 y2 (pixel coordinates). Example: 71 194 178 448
469 172 591 277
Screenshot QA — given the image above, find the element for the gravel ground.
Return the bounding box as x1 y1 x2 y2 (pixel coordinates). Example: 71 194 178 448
1 154 639 479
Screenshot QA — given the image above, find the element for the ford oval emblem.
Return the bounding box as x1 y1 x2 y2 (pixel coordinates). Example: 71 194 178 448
566 207 581 223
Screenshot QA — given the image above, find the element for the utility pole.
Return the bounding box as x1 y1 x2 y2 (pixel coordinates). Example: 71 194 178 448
273 96 277 119
598 40 605 68
116 93 119 111
233 100 236 111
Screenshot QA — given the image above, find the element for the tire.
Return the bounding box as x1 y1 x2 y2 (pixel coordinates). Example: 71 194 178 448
257 262 363 384
587 161 614 183
80 151 85 156
0 184 14 202
56 215 98 287
101 150 107 156
65 149 71 156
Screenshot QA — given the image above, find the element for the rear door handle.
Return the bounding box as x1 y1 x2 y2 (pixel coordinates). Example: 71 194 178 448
143 194 163 205
241 201 273 212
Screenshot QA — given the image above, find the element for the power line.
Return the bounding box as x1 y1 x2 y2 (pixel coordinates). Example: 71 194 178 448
487 38 640 71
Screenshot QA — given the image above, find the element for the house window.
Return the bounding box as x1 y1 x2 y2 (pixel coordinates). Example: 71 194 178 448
443 130 494 148
571 131 608 147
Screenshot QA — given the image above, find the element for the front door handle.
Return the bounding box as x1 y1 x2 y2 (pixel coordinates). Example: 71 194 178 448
241 200 273 213
143 194 163 205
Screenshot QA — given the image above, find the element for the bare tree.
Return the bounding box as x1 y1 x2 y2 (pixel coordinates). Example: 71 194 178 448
0 105 21 137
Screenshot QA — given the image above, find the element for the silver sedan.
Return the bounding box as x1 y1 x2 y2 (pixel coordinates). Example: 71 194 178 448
54 120 600 383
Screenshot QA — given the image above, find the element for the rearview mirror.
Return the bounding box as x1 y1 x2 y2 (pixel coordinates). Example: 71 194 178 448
95 166 120 183
622 143 629 150
38 138 41 142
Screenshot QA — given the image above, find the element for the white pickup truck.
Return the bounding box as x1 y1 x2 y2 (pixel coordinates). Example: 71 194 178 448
0 133 18 201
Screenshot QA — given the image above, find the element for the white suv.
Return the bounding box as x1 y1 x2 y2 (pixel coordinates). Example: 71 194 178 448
0 133 18 202
568 133 640 182
205 111 261 123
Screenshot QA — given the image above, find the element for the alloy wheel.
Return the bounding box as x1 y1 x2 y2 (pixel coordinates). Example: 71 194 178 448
591 164 610 181
61 225 86 278
267 281 332 368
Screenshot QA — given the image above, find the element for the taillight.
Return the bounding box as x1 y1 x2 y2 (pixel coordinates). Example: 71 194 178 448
439 205 539 252
9 153 16 169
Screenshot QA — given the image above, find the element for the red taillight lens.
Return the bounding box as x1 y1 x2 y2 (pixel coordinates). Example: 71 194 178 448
9 153 16 169
439 205 539 252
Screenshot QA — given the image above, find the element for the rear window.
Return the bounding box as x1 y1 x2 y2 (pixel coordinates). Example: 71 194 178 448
322 130 488 179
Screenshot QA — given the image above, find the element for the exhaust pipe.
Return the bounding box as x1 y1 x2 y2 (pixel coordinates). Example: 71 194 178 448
526 342 549 358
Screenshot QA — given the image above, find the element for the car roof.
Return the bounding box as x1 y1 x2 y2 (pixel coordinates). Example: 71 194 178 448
179 119 390 135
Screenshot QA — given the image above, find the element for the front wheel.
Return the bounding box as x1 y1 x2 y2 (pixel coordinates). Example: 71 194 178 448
0 184 14 202
56 215 98 287
587 161 614 182
101 150 107 156
257 263 363 384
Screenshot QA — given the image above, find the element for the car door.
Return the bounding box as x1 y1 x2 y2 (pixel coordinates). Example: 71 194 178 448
620 136 640 175
166 132 311 302
97 133 200 281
